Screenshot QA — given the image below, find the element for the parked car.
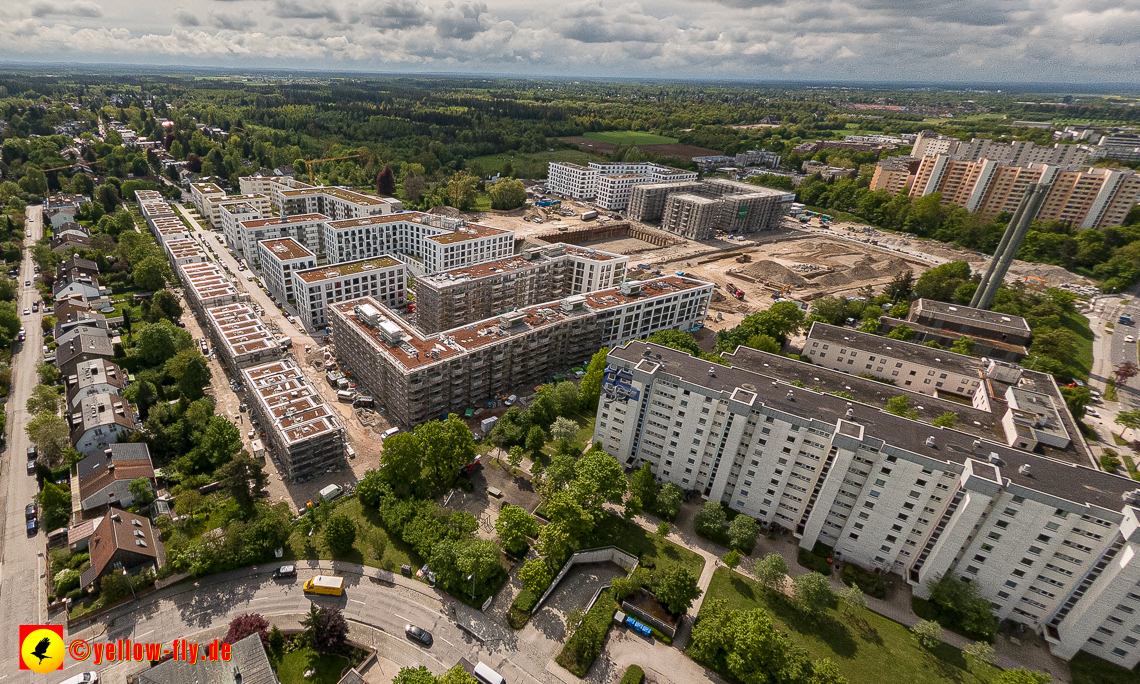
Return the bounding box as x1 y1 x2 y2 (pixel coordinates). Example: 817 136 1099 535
26 518 37 536
24 280 29 286
25 503 36 520
1086 407 1101 418
404 624 433 647
22 308 29 315
26 459 36 475
272 564 297 579
32 302 38 312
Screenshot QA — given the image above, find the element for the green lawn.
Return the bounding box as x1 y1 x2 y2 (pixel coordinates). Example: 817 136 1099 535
273 648 352 684
582 131 680 146
1063 310 1094 381
284 497 419 572
582 512 705 577
700 568 998 684
469 149 598 180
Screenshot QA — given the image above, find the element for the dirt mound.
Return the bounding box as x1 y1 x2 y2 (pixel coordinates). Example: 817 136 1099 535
740 260 808 286
844 263 881 281
815 271 854 287
427 205 463 217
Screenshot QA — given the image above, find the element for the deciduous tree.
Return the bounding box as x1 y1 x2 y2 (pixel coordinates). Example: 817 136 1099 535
653 565 701 614
324 514 357 555
224 613 270 648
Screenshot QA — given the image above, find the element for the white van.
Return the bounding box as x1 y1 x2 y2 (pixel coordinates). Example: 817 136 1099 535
504 394 517 406
381 427 400 441
473 662 505 684
58 673 99 684
319 484 343 502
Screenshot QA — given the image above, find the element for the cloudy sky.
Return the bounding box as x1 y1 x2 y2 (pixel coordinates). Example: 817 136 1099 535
1 0 1137 83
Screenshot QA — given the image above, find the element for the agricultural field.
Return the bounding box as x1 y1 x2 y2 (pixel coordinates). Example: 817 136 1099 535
469 149 598 179
582 131 681 145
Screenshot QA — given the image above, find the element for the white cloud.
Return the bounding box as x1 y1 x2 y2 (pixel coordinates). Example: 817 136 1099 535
0 0 1135 82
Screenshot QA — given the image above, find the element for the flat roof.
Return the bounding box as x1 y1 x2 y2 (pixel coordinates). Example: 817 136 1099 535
915 299 1032 334
419 244 623 287
206 303 281 359
259 238 314 262
881 316 1029 355
293 256 402 284
280 186 388 205
808 322 978 377
616 343 1137 514
180 262 238 301
427 222 510 245
239 213 327 229
242 359 343 446
212 194 266 206
191 182 224 194
332 275 710 372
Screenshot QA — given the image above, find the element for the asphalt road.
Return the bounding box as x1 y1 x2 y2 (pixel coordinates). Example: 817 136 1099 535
1099 296 1140 412
0 205 56 678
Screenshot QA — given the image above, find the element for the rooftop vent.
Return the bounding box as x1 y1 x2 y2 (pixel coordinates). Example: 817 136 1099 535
973 440 981 450
1018 464 1032 476
708 367 716 377
846 408 854 419
1123 489 1140 506
988 452 1004 465
925 436 936 447
786 390 794 401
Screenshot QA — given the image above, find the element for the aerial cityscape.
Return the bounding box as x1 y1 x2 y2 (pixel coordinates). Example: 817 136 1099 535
0 4 1139 684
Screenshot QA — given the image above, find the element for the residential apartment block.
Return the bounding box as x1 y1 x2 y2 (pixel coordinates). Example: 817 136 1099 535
257 238 317 303
546 161 697 206
189 182 226 217
204 303 285 370
202 193 271 230
905 156 1140 229
628 178 794 239
593 341 1140 668
178 262 239 316
322 213 513 274
220 202 264 249
277 185 402 220
237 213 328 263
869 156 921 195
1091 134 1140 163
242 359 347 481
414 243 628 333
329 276 713 426
163 237 209 268
876 298 1032 362
292 257 406 332
911 131 1090 168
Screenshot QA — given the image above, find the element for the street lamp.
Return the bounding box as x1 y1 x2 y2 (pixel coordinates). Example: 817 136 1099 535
468 573 475 600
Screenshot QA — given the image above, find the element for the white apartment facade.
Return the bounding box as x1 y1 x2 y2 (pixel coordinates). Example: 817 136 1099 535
292 257 406 331
547 162 599 199
595 342 1140 669
277 186 402 220
221 202 264 249
204 194 271 230
237 214 328 263
257 238 317 303
189 182 226 217
322 213 513 274
163 238 209 268
547 161 698 206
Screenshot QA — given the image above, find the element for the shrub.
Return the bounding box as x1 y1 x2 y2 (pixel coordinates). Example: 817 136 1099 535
797 548 832 576
620 665 645 684
842 562 885 599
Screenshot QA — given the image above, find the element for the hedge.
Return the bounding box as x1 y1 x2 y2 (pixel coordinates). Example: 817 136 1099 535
619 665 645 684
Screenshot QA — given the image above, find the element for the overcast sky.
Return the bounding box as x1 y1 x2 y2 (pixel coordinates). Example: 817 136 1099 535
1 0 1138 84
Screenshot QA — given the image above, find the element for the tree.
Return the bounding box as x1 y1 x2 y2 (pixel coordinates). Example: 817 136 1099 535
402 173 427 204
39 481 72 530
268 625 285 657
653 565 702 614
573 448 628 511
376 165 397 195
950 336 976 355
189 416 243 472
36 363 60 385
992 668 1053 684
175 489 203 520
885 324 915 341
99 571 133 603
656 521 670 538
457 539 503 595
932 412 958 428
885 395 918 419
133 255 170 291
378 433 422 494
550 416 578 443
495 505 538 555
507 445 526 470
520 558 552 595
488 177 527 210
224 613 270 648
647 329 703 356
217 453 268 509
26 384 62 415
417 415 476 492
1114 361 1139 387
962 641 996 672
656 483 683 521
579 347 608 408
727 515 760 555
694 501 727 538
809 296 851 326
26 410 69 462
912 619 943 649
754 553 789 590
525 425 546 455
134 321 180 366
1059 386 1090 421
926 574 998 640
793 572 833 617
629 462 659 512
129 477 154 506
446 172 478 210
439 667 479 684
723 549 741 568
915 262 972 302
1116 410 1140 437
324 514 357 555
838 584 866 615
884 269 915 301
165 349 211 401
144 290 183 324
301 604 348 654
537 521 573 565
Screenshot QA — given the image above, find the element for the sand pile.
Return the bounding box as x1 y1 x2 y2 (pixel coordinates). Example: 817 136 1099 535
741 260 808 286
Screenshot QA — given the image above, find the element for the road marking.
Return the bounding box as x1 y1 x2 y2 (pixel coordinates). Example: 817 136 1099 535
394 613 410 622
137 629 154 638
436 635 455 647
251 596 268 601
350 599 366 605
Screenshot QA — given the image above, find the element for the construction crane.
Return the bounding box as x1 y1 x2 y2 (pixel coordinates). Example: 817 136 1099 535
37 160 99 173
305 154 361 185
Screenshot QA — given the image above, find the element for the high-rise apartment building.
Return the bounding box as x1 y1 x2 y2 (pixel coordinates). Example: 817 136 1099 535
594 341 1140 669
911 131 1090 168
257 238 317 303
236 214 328 263
628 178 794 238
546 161 698 207
322 213 513 274
292 257 406 331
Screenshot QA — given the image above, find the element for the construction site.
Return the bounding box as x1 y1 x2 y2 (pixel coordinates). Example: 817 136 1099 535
478 202 1097 334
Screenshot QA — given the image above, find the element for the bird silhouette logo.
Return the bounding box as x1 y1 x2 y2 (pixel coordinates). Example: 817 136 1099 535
19 625 64 672
31 638 53 664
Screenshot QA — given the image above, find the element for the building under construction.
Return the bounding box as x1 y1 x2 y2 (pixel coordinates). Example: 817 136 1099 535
329 276 713 426
414 243 629 333
628 178 795 239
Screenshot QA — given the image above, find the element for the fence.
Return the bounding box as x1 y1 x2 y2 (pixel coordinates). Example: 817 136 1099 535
532 545 639 613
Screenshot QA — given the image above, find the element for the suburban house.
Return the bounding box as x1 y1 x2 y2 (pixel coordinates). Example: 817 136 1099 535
55 329 115 377
136 633 278 684
78 509 160 590
65 358 127 408
68 392 138 456
76 443 154 515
